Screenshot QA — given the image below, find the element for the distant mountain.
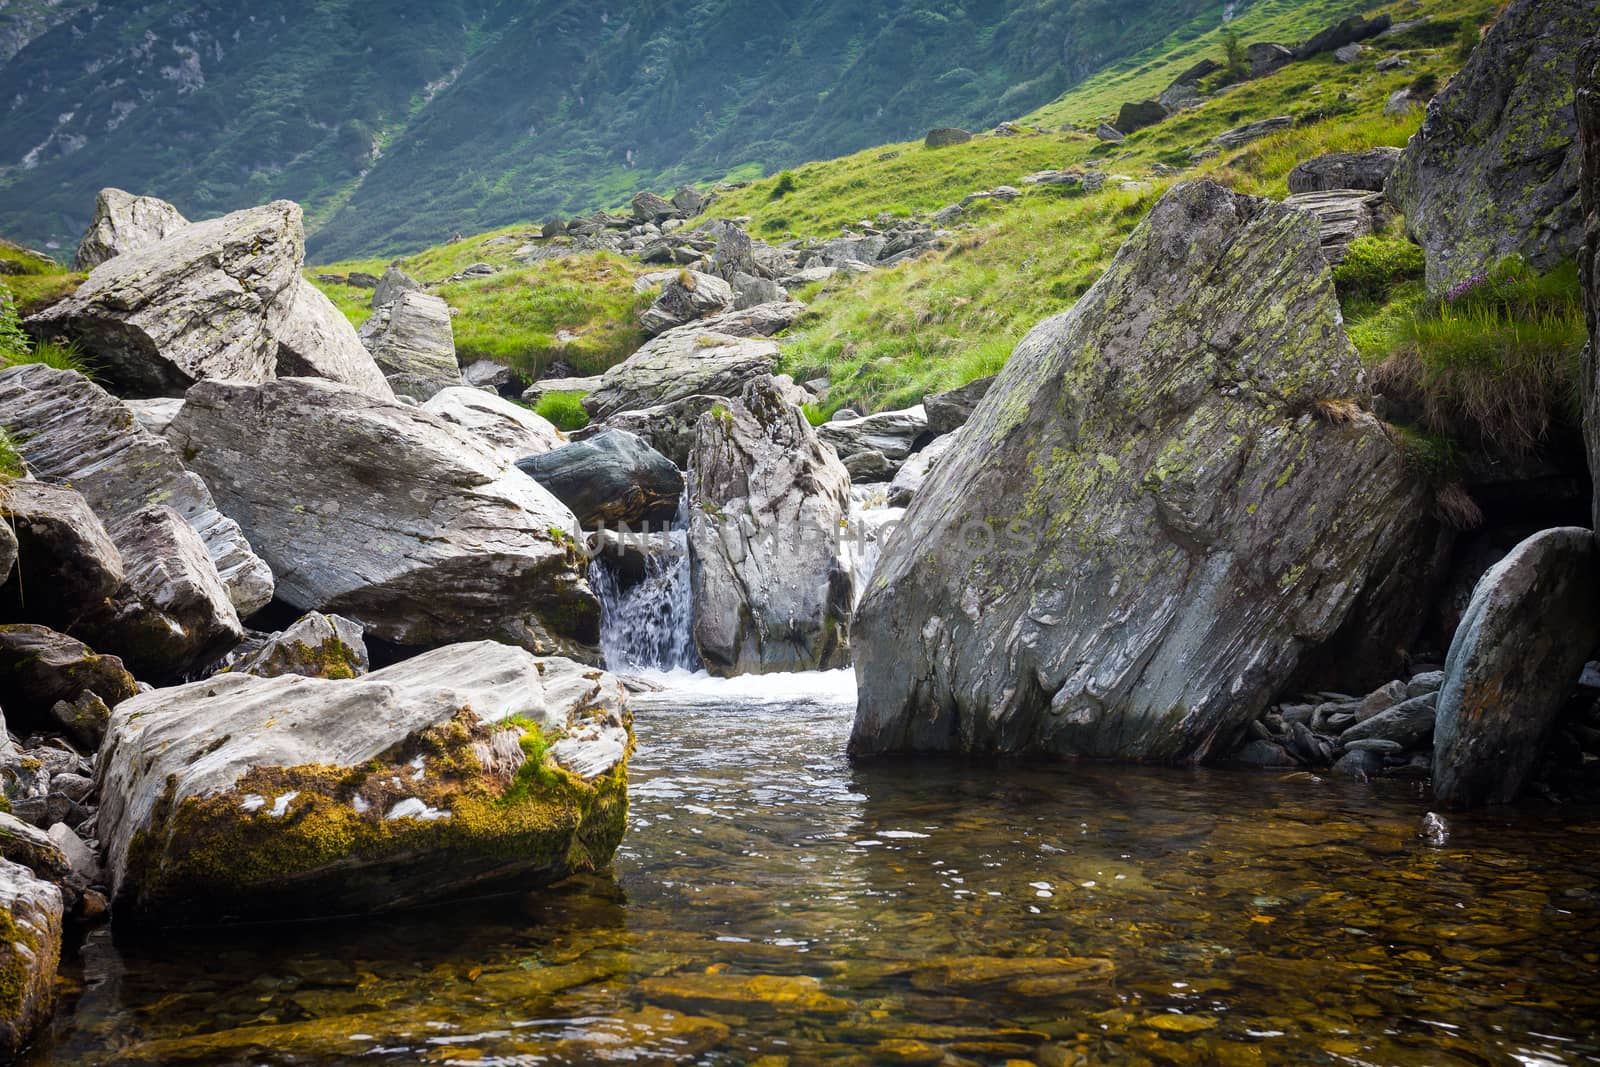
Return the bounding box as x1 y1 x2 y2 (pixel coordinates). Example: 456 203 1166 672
0 0 1232 258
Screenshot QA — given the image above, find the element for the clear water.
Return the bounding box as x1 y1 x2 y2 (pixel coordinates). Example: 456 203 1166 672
26 671 1600 1065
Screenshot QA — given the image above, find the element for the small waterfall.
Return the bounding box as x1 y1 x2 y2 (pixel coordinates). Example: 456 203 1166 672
843 484 905 607
589 493 701 672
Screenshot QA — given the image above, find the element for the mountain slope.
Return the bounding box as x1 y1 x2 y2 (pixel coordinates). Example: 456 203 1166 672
1 0 1229 258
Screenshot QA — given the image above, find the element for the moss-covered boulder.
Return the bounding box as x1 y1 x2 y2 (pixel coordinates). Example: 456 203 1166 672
0 625 137 732
1387 0 1590 291
851 181 1428 761
228 612 369 680
0 857 62 1058
96 641 631 922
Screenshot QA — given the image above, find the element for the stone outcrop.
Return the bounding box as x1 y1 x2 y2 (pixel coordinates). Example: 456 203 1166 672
688 378 853 675
274 281 395 401
851 181 1426 761
582 330 779 421
359 290 461 401
167 377 598 657
228 612 369 680
0 858 61 1057
72 188 189 270
639 270 734 335
1433 528 1600 807
1295 13 1391 58
817 405 930 462
1287 148 1403 193
578 394 724 468
1284 190 1390 264
1387 0 1590 291
96 642 631 922
420 386 564 459
516 429 683 529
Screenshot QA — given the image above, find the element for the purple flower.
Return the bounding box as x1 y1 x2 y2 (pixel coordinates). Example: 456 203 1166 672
1444 273 1489 303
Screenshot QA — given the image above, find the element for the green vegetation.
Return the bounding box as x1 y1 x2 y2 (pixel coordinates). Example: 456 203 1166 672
534 391 592 433
0 428 22 481
1 278 92 375
1333 232 1426 309
0 240 79 313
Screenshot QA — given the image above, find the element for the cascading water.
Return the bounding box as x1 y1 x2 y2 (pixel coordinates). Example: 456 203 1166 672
588 491 701 672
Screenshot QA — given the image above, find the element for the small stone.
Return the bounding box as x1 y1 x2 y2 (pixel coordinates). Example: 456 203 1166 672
1344 738 1403 754
1357 680 1409 720
1406 670 1445 698
1333 748 1385 781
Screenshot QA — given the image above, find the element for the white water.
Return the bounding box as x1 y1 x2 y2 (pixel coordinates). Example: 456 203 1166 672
588 495 701 672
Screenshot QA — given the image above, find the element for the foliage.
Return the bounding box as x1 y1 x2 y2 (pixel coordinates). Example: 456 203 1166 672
770 172 799 200
534 391 591 432
2 337 92 374
0 284 28 361
0 428 21 480
1332 233 1426 308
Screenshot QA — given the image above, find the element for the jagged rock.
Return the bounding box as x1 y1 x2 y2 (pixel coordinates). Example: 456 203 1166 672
806 234 888 269
1284 190 1390 264
1248 42 1295 77
1296 13 1391 58
123 397 183 436
690 301 806 339
1384 88 1424 116
1583 38 1600 532
1169 57 1221 87
688 378 852 675
274 281 395 400
0 625 136 726
27 201 304 397
672 185 708 217
0 365 274 618
0 481 124 629
816 405 929 461
577 394 724 469
925 128 973 148
1213 116 1294 149
730 272 790 310
1115 99 1169 134
1159 81 1203 113
47 691 112 750
1096 123 1126 143
1387 0 1589 291
462 359 520 396
371 265 423 310
844 450 895 482
639 270 734 335
96 642 630 921
1288 148 1403 193
73 187 189 270
167 377 599 657
360 291 461 401
924 376 995 435
420 387 564 460
631 191 678 224
517 429 683 528
1434 528 1600 807
582 331 779 421
888 431 962 508
850 181 1426 761
0 858 62 1058
229 612 369 680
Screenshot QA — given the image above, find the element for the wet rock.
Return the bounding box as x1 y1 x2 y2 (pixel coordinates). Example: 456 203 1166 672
1213 116 1294 149
167 377 599 658
73 187 189 270
273 281 395 401
0 813 71 885
851 181 1426 761
228 612 368 680
924 375 995 435
903 955 1115 995
1341 692 1437 748
1419 811 1449 845
28 201 303 397
359 291 461 401
1287 148 1403 194
816 405 929 461
1387 0 1589 291
0 858 62 1058
1295 13 1391 58
925 128 973 148
582 330 778 421
0 481 124 627
516 429 683 529
689 377 853 676
637 972 851 1015
420 386 564 460
639 270 733 335
1283 190 1389 265
1358 679 1409 719
1434 527 1600 807
577 393 723 469
0 625 137 728
96 642 631 922
1332 747 1385 780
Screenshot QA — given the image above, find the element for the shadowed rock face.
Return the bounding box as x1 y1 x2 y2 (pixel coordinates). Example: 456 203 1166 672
1579 37 1600 531
1388 0 1590 291
851 180 1427 763
516 429 683 529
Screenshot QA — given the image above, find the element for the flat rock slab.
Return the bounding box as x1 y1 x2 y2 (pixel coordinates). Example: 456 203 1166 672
582 330 778 421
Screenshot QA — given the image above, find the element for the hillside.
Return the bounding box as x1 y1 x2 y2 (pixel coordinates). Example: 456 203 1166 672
0 0 1239 260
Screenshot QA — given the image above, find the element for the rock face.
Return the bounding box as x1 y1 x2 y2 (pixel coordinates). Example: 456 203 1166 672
0 481 125 629
28 201 304 397
1287 148 1403 193
817 405 930 461
582 330 779 420
73 187 189 270
0 858 62 1058
1387 0 1590 291
229 612 369 680
0 365 274 619
96 642 631 922
1284 190 1390 264
420 387 564 459
359 291 461 401
516 430 683 529
924 376 995 435
1580 38 1600 531
851 181 1425 761
578 394 724 468
639 270 734 335
1433 528 1600 807
688 378 853 675
274 281 395 401
167 377 600 657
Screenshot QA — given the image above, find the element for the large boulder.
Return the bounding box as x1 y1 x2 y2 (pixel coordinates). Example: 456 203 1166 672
167 377 599 657
1433 528 1600 807
1115 99 1169 135
27 201 304 397
688 378 853 675
420 386 564 459
1387 0 1590 291
1295 13 1391 58
95 642 631 922
850 181 1426 761
816 405 930 461
274 281 396 400
888 431 962 508
1287 148 1404 194
639 270 734 335
582 330 779 421
577 394 725 468
691 301 806 338
359 290 461 401
925 128 973 148
1248 42 1295 78
0 481 124 628
0 859 61 1058
0 365 274 618
516 429 683 529
1580 38 1600 531
0 624 137 726
72 187 189 270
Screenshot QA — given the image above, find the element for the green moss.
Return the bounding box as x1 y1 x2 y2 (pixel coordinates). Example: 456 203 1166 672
534 390 591 432
0 902 39 1019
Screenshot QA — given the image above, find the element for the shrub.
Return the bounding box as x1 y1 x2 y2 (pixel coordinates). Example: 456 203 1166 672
0 428 21 481
1333 235 1426 307
770 171 799 200
3 337 93 375
534 390 591 432
0 285 28 360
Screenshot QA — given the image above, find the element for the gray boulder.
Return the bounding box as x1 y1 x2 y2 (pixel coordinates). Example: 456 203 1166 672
420 386 565 460
731 272 790 310
523 374 604 405
816 405 929 461
1284 190 1390 264
1096 123 1126 143
28 201 304 397
516 429 684 529
631 191 678 224
371 265 423 310
888 431 962 508
577 393 724 468
0 859 61 1058
689 378 853 675
850 181 1426 761
581 330 779 421
925 128 973 147
1295 13 1391 58
123 397 183 436
1340 692 1437 748
672 185 708 217
360 290 461 401
274 281 396 401
0 365 274 618
0 624 137 728
924 376 995 435
692 301 807 338
1434 528 1600 807
844 450 895 482
1387 0 1590 291
1248 42 1295 77
228 612 369 680
1213 116 1294 149
462 359 520 396
167 377 600 658
1287 148 1403 193
639 270 734 335
73 187 189 270
0 481 124 630
1115 99 1169 134
96 642 631 922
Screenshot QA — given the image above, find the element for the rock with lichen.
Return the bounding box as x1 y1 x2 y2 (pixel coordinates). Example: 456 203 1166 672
850 180 1428 762
1579 36 1600 530
582 329 779 421
96 641 631 922
0 857 62 1058
638 270 733 335
0 625 137 730
228 612 369 680
72 187 189 270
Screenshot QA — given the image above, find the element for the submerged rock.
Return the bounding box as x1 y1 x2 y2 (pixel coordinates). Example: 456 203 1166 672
0 858 62 1058
516 429 683 529
1434 528 1600 807
96 642 631 922
851 181 1425 761
1387 0 1589 290
72 187 189 270
167 377 599 658
689 378 853 675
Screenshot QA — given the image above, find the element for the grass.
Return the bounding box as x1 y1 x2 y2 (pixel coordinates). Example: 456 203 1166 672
0 428 21 481
0 241 83 315
533 391 591 432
